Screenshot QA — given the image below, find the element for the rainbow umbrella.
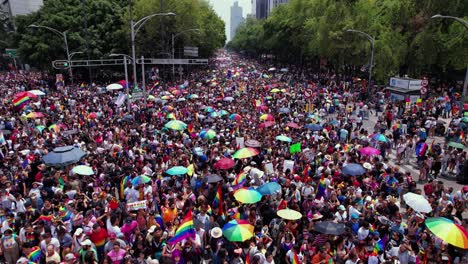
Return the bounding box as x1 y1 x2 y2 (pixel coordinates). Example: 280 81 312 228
200 129 217 140
166 166 188 176
232 147 260 159
48 124 65 132
229 113 242 121
166 113 177 120
72 165 94 176
162 105 174 112
35 125 45 133
277 209 302 220
360 147 380 156
270 88 281 93
370 133 390 143
26 112 45 119
164 120 187 131
161 95 173 100
171 89 182 96
234 188 262 204
28 246 42 262
222 219 254 242
276 135 292 142
260 114 274 121
14 91 38 99
131 175 152 185
425 217 468 249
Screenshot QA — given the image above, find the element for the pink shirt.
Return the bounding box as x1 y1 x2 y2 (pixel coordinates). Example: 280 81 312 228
107 249 126 264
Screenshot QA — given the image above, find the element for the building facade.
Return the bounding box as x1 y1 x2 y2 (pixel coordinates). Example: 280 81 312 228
268 0 288 15
230 1 245 41
1 0 43 30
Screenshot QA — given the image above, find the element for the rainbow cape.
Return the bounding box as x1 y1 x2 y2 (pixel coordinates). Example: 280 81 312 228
373 234 388 254
28 246 41 262
168 210 196 244
59 207 72 221
120 175 131 199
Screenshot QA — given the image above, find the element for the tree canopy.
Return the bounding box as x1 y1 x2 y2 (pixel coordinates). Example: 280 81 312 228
11 0 225 69
227 0 468 83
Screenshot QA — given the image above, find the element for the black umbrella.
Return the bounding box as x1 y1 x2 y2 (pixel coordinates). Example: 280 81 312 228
42 146 86 167
313 221 346 235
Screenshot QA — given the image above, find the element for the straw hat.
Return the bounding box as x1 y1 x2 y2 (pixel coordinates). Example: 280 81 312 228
210 227 223 238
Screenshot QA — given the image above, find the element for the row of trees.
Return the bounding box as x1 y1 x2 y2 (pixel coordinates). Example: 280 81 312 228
227 0 467 83
3 0 225 69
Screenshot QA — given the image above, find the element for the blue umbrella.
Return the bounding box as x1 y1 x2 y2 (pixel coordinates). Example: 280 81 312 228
42 146 86 167
166 166 188 176
342 163 366 176
278 107 290 114
305 124 323 131
257 182 281 195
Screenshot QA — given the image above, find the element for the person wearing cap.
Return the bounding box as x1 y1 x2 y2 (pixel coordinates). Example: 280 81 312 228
72 228 85 254
78 239 98 263
61 253 77 264
334 205 347 222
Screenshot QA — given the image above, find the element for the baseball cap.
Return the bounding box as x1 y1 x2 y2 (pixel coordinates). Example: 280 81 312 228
74 228 83 236
64 253 76 261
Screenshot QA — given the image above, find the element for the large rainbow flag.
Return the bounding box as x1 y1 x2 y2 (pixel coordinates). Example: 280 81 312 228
212 185 223 216
373 234 388 254
12 95 30 109
168 210 196 244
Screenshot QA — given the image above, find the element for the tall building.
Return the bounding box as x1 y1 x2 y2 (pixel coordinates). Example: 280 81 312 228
1 0 43 30
255 0 269 19
230 1 244 41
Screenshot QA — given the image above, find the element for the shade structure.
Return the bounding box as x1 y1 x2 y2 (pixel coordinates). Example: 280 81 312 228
360 147 380 156
425 217 468 249
206 175 223 183
342 163 366 176
200 129 217 140
304 124 323 131
26 112 44 119
277 209 302 220
131 175 152 185
403 192 432 213
371 133 390 143
286 122 300 129
314 221 347 235
166 166 188 176
222 220 254 242
259 121 275 128
234 188 262 204
447 141 466 150
164 120 187 131
260 114 274 121
232 147 260 159
106 83 123 90
214 158 235 170
257 182 281 195
28 89 46 96
42 146 86 167
244 139 261 148
276 135 292 143
229 113 241 121
72 165 94 176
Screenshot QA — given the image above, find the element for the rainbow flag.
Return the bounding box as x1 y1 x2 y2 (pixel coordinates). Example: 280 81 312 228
120 175 131 199
188 123 194 133
232 172 247 190
168 210 196 244
59 207 72 221
460 131 465 142
316 175 326 199
373 234 388 254
302 164 311 181
12 95 30 108
212 185 223 216
292 252 300 264
28 246 41 262
38 214 54 222
245 253 251 264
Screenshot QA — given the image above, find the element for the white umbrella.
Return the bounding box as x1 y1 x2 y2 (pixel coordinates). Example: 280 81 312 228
403 192 432 213
28 89 46 96
72 165 94 176
268 67 276 72
106 83 123 91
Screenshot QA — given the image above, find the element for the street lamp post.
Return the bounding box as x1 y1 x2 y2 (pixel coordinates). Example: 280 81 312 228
172 28 200 78
431 15 468 106
110 53 132 109
29 24 74 85
129 2 175 94
346 29 375 97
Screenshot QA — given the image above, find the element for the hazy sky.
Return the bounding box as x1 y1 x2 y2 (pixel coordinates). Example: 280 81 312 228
207 0 251 41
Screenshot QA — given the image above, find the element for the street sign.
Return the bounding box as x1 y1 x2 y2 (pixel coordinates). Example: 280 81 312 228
304 90 312 98
183 46 198 57
5 49 17 58
52 60 70 69
132 88 143 100
421 79 428 87
420 87 427 95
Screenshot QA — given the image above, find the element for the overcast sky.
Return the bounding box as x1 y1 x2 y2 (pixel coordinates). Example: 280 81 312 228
207 0 251 41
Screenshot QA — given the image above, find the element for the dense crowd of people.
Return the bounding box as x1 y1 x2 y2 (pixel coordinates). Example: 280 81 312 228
0 52 467 264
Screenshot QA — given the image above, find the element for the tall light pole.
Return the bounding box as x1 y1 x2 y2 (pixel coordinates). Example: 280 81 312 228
29 24 74 85
346 29 375 97
110 53 132 109
431 14 468 106
129 2 175 90
172 28 199 78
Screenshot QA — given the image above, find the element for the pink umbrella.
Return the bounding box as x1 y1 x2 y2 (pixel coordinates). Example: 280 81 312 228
360 147 380 156
259 121 275 128
214 157 236 170
286 122 300 129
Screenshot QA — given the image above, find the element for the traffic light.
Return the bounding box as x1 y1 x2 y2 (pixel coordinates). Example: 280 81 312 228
52 60 70 69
